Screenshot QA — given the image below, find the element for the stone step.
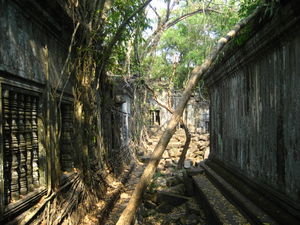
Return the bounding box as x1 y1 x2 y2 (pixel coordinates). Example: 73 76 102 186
157 191 190 207
202 161 299 225
193 162 279 225
192 173 249 225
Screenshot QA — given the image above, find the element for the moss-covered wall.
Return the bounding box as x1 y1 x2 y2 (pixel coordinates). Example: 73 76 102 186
205 2 300 204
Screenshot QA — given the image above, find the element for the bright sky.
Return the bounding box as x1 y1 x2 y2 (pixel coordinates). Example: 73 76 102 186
146 0 166 20
144 0 166 37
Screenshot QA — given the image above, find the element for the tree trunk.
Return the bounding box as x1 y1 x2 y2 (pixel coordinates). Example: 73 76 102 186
177 121 191 169
116 7 261 225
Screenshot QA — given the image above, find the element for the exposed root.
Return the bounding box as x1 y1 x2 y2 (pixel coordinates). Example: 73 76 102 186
33 170 108 225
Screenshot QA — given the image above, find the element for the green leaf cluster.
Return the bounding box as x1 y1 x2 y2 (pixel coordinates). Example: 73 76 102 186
102 0 150 75
146 0 241 89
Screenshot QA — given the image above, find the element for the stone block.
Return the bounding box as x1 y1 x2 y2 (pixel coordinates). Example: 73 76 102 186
157 191 190 206
166 176 182 187
187 167 205 176
165 183 186 195
156 202 174 213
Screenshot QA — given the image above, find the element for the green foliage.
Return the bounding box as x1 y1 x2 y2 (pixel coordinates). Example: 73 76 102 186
143 0 282 90
147 171 165 193
238 0 261 17
262 0 280 18
101 0 150 75
145 0 241 89
231 23 253 47
239 0 280 18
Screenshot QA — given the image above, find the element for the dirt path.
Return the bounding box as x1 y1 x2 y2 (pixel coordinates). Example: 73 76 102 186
79 162 144 225
103 163 145 225
81 128 209 225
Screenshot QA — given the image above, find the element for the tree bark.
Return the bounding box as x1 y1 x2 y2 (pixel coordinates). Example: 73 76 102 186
116 7 261 225
177 121 191 169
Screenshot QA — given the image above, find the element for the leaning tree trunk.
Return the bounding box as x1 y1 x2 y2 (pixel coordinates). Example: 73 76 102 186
116 7 261 225
177 121 191 168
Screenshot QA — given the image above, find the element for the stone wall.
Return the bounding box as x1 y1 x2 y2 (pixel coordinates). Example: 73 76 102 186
150 90 209 133
105 78 134 176
0 0 138 222
0 0 71 87
0 0 73 220
204 2 300 207
184 98 209 133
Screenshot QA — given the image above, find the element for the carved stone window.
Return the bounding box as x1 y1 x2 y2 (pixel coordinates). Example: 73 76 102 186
60 104 74 171
2 86 39 205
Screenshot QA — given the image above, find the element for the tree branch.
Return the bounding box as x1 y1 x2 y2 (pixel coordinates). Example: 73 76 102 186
149 4 161 22
165 7 220 29
142 7 220 58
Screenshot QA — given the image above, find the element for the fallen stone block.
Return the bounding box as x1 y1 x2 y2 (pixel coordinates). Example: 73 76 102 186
164 183 186 195
184 160 192 169
186 167 205 177
157 191 190 206
166 176 182 187
156 202 174 213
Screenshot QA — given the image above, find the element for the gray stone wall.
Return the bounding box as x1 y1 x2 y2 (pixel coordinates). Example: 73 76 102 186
150 90 209 133
0 0 70 87
0 0 73 218
205 4 300 203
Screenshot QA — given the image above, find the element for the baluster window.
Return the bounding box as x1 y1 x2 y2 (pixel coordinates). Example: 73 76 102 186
60 104 74 171
2 87 39 205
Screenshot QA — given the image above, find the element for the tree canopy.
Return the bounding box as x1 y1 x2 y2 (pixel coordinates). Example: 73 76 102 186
144 0 241 89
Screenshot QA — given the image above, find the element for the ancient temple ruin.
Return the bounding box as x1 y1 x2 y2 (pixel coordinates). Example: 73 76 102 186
0 0 300 224
149 89 209 133
0 0 135 221
203 1 300 223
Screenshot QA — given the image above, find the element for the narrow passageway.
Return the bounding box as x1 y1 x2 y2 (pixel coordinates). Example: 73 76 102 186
1 1 299 225
104 165 145 225
79 163 146 225
82 127 211 225
78 127 211 225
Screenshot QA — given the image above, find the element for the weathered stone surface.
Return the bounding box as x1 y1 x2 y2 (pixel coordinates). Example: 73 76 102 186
185 199 202 216
183 172 194 196
186 167 205 177
156 202 174 213
143 200 157 209
120 193 130 199
164 183 186 195
193 174 249 224
180 213 200 225
144 127 210 169
166 176 182 187
0 1 71 88
184 160 192 169
167 142 183 149
157 191 190 206
144 192 158 204
204 0 300 205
